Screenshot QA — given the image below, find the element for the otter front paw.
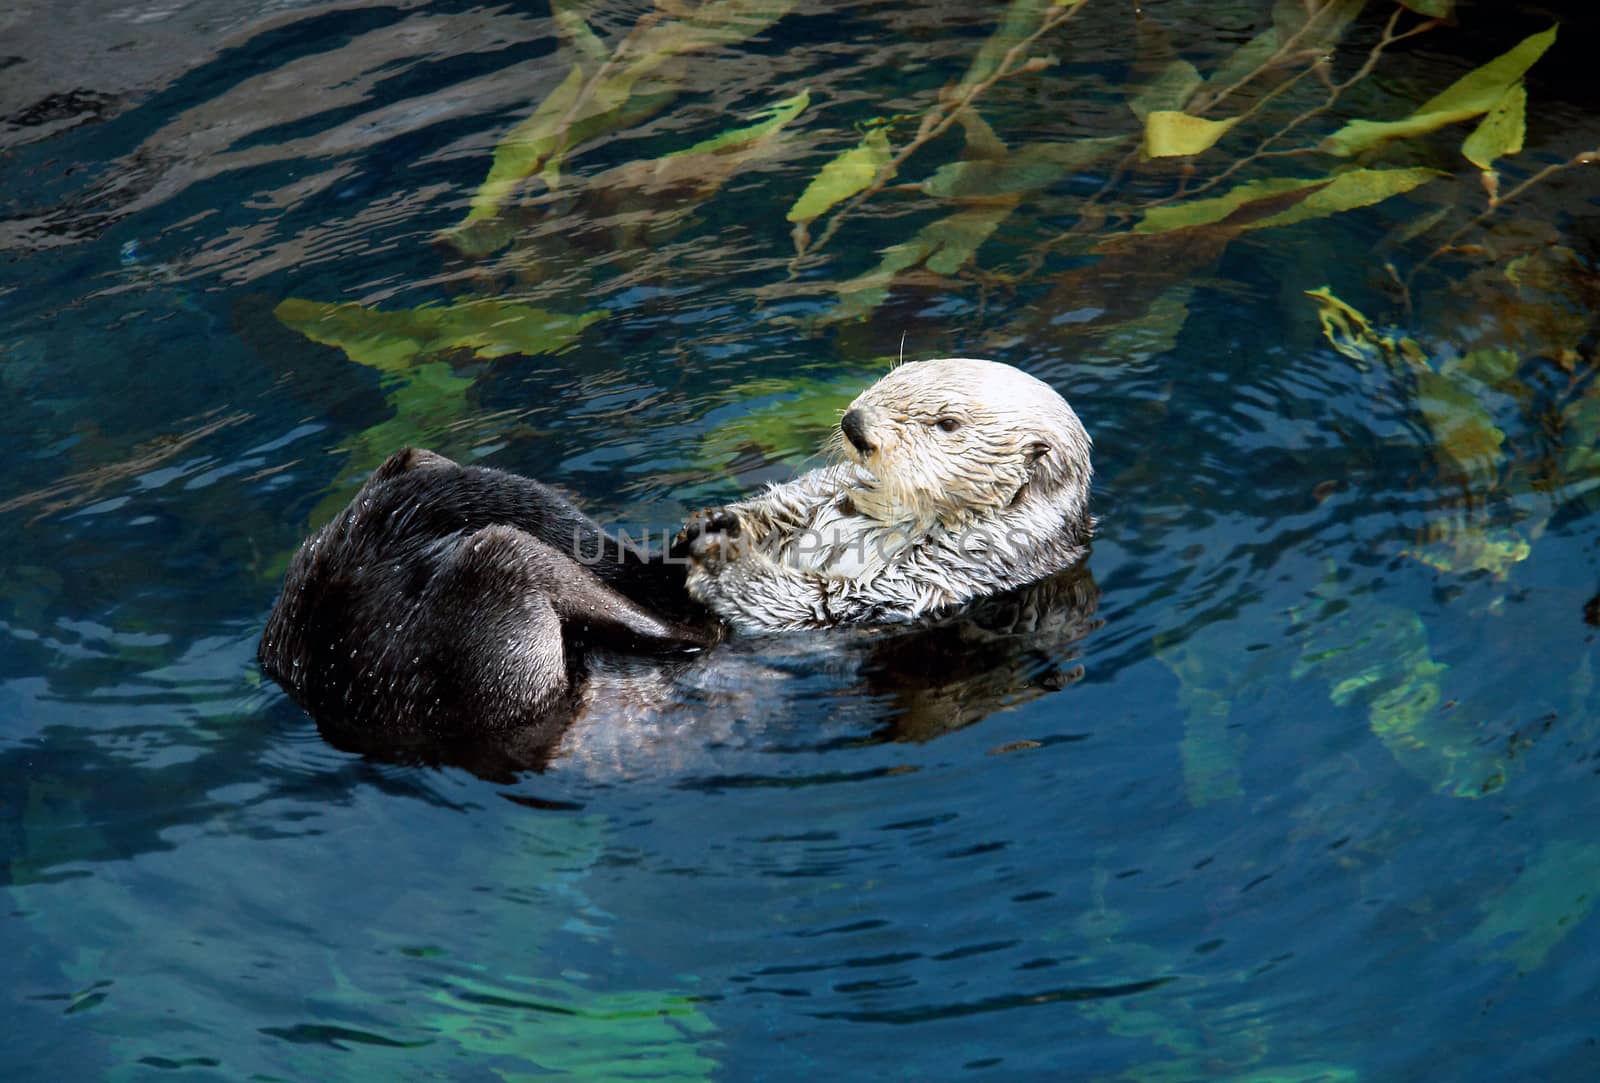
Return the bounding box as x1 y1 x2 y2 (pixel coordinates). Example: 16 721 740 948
671 507 744 570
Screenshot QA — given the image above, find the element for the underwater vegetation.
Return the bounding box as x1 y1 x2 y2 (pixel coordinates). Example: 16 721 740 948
7 0 1599 1079
275 0 1598 796
255 2 1600 1077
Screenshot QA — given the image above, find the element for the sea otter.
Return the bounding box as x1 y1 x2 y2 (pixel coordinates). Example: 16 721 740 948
680 358 1093 630
258 358 1093 749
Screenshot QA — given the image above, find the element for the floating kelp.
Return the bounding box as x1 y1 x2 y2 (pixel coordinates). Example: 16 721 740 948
440 0 801 256
920 139 1123 200
787 126 892 229
1070 870 1361 1083
695 371 874 471
1321 26 1556 158
600 89 810 197
1155 632 1251 807
274 298 603 372
1128 59 1202 123
1134 169 1442 235
1304 287 1533 575
819 202 1018 324
1142 111 1239 159
274 297 600 522
1461 83 1527 172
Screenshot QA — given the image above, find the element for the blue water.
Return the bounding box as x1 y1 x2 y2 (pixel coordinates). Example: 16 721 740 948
4 1 1600 1079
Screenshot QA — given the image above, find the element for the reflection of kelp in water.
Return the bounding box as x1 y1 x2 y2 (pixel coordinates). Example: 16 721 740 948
313 565 1102 781
1153 250 1600 1051
245 0 1600 1072
1070 866 1360 1083
1291 573 1506 798
421 972 718 1080
1166 242 1600 805
7 795 720 1081
1467 837 1600 974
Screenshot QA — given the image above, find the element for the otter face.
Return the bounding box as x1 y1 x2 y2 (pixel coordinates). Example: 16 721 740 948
837 358 1091 530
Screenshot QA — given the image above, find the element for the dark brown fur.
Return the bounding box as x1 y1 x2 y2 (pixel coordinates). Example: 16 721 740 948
259 448 714 738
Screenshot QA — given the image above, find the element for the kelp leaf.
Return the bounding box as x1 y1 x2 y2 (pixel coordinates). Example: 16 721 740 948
1197 26 1278 103
920 138 1121 199
1322 26 1557 157
1142 111 1237 158
442 0 799 255
1304 290 1511 503
441 66 672 256
1558 382 1600 491
638 0 798 54
275 298 603 372
1193 0 1365 111
551 0 606 63
1442 346 1519 389
1306 285 1382 364
1304 286 1428 371
1129 59 1203 121
1271 0 1368 46
1081 284 1194 359
1416 369 1506 488
927 204 1010 276
1404 519 1530 579
960 0 1080 89
1155 630 1268 807
604 89 809 195
308 361 480 524
459 65 588 223
821 201 1016 323
1461 82 1527 170
1248 167 1441 230
698 374 870 468
1135 176 1318 233
1135 169 1439 234
671 89 809 157
787 127 892 225
1396 0 1454 17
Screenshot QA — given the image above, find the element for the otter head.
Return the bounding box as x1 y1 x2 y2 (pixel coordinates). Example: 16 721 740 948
836 358 1091 532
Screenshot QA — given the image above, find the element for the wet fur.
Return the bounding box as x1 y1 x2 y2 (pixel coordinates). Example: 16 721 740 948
259 448 714 736
683 358 1093 631
260 359 1093 745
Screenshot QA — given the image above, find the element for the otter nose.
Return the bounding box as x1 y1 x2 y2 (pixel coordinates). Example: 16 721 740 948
840 409 875 454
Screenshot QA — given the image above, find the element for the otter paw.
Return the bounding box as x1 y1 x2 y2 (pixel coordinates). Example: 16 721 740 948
672 507 743 568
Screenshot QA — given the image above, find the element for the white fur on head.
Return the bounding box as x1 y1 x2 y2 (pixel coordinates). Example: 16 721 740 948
840 358 1092 532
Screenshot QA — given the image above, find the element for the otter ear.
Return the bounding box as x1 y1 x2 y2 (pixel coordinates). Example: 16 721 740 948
1024 442 1051 475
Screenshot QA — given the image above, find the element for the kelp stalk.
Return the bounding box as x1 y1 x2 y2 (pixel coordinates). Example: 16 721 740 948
1407 145 1600 288
1144 8 1442 212
799 0 1089 263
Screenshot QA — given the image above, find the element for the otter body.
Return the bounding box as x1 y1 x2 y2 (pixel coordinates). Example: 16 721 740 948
259 447 714 738
260 358 1093 749
683 358 1093 630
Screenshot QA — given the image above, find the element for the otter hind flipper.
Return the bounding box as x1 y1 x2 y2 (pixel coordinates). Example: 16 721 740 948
412 524 574 727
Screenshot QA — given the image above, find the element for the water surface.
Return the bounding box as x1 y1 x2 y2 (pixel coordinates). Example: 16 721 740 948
4 1 1600 1079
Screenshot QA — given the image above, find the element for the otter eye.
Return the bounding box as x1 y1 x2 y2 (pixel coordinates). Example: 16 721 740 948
935 418 961 433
